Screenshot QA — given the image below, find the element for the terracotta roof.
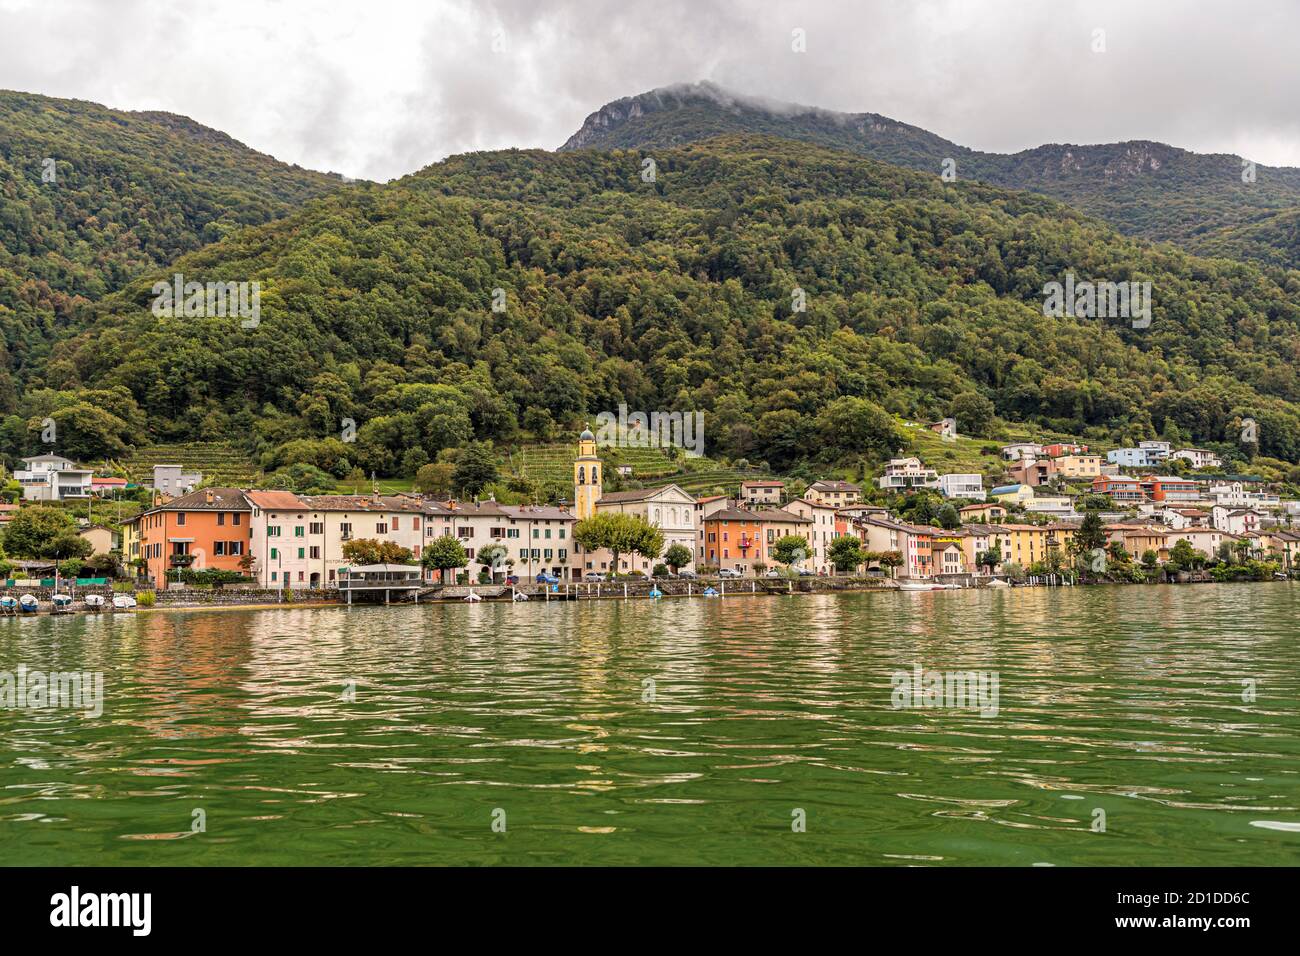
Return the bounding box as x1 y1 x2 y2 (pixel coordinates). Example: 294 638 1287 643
498 505 576 521
153 488 251 512
244 490 308 510
299 494 426 513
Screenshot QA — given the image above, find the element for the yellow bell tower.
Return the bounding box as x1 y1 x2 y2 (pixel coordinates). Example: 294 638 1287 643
573 425 602 519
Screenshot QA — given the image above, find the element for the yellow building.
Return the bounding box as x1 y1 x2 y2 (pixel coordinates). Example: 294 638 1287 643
987 522 1075 568
120 514 142 567
573 427 602 520
990 484 1036 506
1055 455 1105 479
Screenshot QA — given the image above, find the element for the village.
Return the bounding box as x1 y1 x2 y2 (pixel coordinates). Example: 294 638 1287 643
2 420 1298 610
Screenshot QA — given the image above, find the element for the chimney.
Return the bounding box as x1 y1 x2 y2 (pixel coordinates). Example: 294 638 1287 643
205 490 214 504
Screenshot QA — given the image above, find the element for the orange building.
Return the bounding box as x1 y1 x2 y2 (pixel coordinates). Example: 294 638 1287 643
138 488 252 587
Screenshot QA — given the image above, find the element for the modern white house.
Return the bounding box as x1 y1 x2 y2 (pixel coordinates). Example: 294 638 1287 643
876 457 939 490
1169 448 1222 469
1023 494 1077 518
934 473 985 500
1107 447 1161 468
15 454 92 501
1208 482 1279 508
1000 442 1042 462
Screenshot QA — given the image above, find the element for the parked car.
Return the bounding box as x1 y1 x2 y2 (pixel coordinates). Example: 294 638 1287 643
676 569 697 579
535 572 559 584
765 568 781 578
718 568 743 578
797 568 816 576
583 572 607 582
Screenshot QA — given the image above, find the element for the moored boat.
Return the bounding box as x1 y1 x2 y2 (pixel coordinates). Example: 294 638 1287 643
19 594 39 614
899 580 934 592
84 594 106 611
112 593 137 610
0 595 17 615
51 593 74 613
463 591 483 603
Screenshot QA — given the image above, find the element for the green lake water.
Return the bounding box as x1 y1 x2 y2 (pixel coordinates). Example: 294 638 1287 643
2 584 1299 866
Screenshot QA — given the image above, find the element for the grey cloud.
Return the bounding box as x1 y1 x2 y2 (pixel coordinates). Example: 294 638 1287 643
1 0 1297 181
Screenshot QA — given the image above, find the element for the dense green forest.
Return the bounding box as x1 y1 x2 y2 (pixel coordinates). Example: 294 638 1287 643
0 90 345 399
562 82 1300 269
8 135 1300 484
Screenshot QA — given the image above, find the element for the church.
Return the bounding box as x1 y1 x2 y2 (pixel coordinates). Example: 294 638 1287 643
571 428 698 575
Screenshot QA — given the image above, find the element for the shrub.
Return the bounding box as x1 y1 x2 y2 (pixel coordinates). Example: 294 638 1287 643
136 590 156 607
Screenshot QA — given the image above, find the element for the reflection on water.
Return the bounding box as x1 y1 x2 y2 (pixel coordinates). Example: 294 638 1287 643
2 584 1300 865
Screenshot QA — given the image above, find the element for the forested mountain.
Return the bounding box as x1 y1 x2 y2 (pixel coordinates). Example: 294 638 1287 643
562 82 1300 269
13 136 1300 482
0 90 346 402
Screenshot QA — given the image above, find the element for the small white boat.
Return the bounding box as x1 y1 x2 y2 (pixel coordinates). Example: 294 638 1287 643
511 590 529 602
0 596 17 615
463 591 483 603
702 587 719 598
19 594 40 613
51 593 74 613
899 581 934 591
84 594 106 610
112 594 137 610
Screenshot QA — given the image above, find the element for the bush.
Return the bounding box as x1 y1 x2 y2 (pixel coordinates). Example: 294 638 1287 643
136 590 156 607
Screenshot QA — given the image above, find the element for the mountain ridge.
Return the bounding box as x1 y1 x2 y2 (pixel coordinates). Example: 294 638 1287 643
560 81 1300 267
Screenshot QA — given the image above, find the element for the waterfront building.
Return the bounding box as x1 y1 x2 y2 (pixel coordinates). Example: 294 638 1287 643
138 487 252 588
591 484 696 574
784 497 843 572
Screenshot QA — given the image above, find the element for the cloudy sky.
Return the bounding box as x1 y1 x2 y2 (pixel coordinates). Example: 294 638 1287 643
2 0 1298 182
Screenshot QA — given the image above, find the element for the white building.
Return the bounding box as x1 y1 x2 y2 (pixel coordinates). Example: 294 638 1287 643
1169 448 1222 469
1000 443 1042 462
15 454 92 501
591 484 696 574
1212 506 1264 535
1023 494 1077 518
877 457 938 491
1208 482 1279 508
934 473 985 500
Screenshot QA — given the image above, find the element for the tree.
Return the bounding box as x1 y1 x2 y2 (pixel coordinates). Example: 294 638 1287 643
421 535 469 583
1073 510 1108 580
977 545 1002 574
947 392 996 437
936 503 960 530
453 442 498 497
477 542 510 580
573 513 664 576
878 550 904 578
814 397 901 460
1168 538 1200 571
1141 549 1160 570
415 462 456 497
771 534 810 567
828 536 866 573
2 506 79 558
341 538 413 565
663 543 692 573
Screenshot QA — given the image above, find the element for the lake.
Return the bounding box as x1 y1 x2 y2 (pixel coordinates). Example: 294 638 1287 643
2 584 1299 866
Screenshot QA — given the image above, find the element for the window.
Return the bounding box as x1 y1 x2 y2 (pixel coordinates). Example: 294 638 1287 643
217 513 225 526
376 523 388 535
392 517 400 531
230 541 243 556
297 548 305 559
176 513 185 527
457 527 472 539
268 526 281 537
270 548 279 560
340 522 352 539
214 541 226 556
412 517 420 531
310 522 323 535
295 526 304 538
310 546 321 560
233 514 241 526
